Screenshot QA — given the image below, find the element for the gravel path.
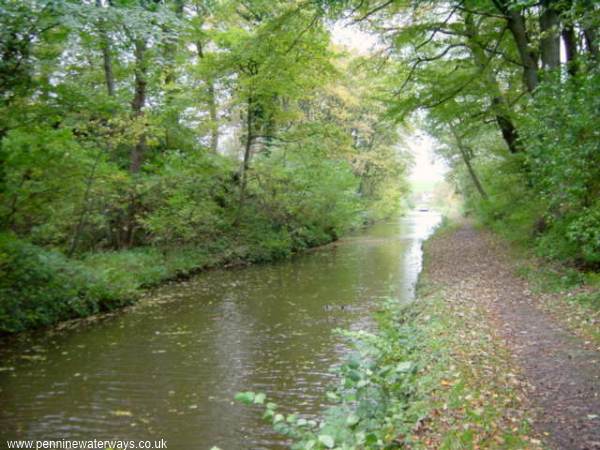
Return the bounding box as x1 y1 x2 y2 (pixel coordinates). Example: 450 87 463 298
425 224 600 450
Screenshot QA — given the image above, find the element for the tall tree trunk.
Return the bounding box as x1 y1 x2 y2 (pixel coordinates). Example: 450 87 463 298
583 29 599 59
558 0 578 76
196 41 219 153
96 0 115 96
582 0 599 59
162 0 184 149
493 0 539 92
126 38 147 247
507 10 539 91
101 44 115 96
461 146 488 199
130 38 147 173
451 128 488 199
493 103 521 154
163 0 184 87
207 81 219 152
583 27 600 60
464 13 523 154
539 0 561 70
562 26 578 76
236 98 254 223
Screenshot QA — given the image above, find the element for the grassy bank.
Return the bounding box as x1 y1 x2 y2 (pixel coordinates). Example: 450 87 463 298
235 223 542 449
0 229 338 334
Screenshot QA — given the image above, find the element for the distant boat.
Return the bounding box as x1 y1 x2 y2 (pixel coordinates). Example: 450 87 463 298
418 207 429 212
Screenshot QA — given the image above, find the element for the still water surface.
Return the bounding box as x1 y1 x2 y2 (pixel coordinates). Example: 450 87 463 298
0 211 440 449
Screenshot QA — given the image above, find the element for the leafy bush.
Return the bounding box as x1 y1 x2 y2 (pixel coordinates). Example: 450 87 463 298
0 126 128 250
250 146 361 246
0 233 223 333
566 202 600 264
462 69 600 266
0 233 126 333
519 69 600 265
522 71 600 218
465 157 541 245
83 245 215 294
141 152 234 245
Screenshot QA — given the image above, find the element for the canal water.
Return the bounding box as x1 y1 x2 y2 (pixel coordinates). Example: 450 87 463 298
0 211 440 449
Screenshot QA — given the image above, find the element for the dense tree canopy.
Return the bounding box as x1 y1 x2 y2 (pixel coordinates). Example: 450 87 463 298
334 0 599 265
0 0 410 332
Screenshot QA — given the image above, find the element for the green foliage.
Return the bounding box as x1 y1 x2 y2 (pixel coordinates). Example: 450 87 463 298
82 245 213 296
517 264 586 294
461 70 600 266
566 202 600 264
570 290 600 311
141 152 234 245
523 71 600 214
250 146 361 246
1 127 89 235
465 158 539 244
520 70 600 264
0 233 125 333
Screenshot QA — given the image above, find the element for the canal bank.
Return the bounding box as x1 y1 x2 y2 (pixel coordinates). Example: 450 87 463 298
235 221 543 449
309 220 597 449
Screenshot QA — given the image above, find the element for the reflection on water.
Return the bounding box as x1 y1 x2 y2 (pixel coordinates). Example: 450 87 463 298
0 211 440 449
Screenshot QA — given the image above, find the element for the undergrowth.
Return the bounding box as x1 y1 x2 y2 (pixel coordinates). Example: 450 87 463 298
0 228 338 334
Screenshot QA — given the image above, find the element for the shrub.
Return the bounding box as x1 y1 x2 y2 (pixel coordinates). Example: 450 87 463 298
462 69 600 266
0 233 125 333
566 202 600 264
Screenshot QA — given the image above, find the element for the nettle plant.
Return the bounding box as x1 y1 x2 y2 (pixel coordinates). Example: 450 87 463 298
233 299 425 449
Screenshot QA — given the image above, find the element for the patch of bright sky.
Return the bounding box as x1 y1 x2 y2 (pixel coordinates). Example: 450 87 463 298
329 20 380 55
330 21 448 187
406 132 448 185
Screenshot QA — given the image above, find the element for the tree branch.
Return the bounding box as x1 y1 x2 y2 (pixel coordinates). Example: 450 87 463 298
284 12 320 55
351 0 395 23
